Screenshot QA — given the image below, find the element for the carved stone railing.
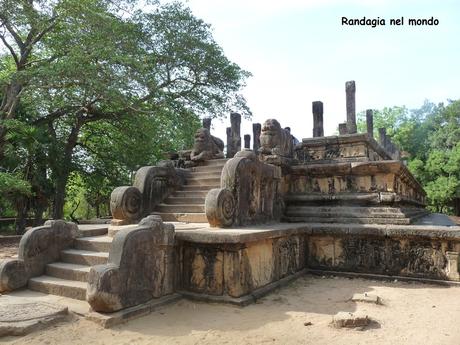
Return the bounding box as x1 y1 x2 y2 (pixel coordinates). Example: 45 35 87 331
205 150 283 227
86 215 175 312
110 161 186 225
0 220 78 292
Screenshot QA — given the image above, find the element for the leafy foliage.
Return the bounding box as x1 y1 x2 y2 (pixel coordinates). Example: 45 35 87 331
0 0 251 231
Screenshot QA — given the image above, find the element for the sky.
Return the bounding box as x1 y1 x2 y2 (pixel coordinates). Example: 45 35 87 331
185 0 460 144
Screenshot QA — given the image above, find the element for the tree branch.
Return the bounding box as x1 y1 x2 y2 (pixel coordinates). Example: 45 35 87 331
0 33 19 67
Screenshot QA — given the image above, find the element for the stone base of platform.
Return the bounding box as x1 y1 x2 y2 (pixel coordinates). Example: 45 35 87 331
175 220 460 303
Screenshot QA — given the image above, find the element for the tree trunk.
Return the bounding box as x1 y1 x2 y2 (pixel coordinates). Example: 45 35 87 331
15 197 29 235
51 121 82 219
0 82 23 160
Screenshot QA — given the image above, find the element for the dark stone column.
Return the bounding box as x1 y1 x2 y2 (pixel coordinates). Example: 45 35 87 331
339 123 348 135
226 127 232 158
253 123 261 152
202 117 211 131
366 109 374 137
244 135 251 149
226 112 241 158
312 101 324 137
345 81 357 134
378 128 387 148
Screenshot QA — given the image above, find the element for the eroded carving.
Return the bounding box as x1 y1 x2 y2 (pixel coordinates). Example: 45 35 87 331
87 216 175 312
0 220 77 292
259 119 293 157
191 128 225 162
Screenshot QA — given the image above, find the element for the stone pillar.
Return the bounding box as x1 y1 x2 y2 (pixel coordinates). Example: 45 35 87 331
345 81 357 134
244 135 251 149
253 123 261 152
226 127 232 158
446 252 460 281
312 101 324 137
338 123 348 135
202 117 211 131
378 128 387 149
366 109 373 137
226 113 241 158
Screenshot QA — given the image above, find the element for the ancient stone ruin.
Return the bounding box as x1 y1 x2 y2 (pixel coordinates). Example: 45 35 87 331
1 81 460 323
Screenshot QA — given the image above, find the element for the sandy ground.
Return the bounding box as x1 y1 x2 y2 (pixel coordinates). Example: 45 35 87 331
1 275 460 345
0 244 18 259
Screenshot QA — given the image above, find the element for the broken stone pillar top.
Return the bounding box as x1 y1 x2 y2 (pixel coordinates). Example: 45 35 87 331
227 113 241 158
378 127 387 148
366 109 374 138
244 134 251 149
253 123 261 152
202 117 212 131
345 80 357 134
338 123 348 135
312 101 324 138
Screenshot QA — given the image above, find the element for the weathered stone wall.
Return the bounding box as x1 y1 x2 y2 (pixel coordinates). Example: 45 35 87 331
295 134 390 164
306 225 460 280
289 161 426 206
175 223 460 304
177 230 306 300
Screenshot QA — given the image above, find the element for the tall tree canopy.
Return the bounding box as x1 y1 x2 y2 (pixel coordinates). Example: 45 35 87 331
0 0 251 231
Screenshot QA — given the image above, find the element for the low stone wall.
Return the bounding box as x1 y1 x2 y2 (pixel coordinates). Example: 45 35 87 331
295 133 391 164
176 225 307 304
174 223 460 304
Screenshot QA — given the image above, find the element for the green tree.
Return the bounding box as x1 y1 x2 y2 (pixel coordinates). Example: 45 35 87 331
1 0 251 223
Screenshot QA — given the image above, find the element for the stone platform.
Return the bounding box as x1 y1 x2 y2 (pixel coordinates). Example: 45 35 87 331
171 217 460 304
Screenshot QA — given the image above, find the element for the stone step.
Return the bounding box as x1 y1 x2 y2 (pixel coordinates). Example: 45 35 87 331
77 224 109 237
74 236 113 252
61 249 109 266
285 206 409 218
185 170 222 178
152 212 207 223
180 185 220 192
201 159 228 166
172 190 210 198
283 216 412 225
46 262 90 282
187 164 224 173
164 196 205 205
156 204 205 213
186 177 221 186
28 275 88 301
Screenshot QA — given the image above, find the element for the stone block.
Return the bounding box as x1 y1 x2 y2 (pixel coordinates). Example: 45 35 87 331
0 302 68 336
351 292 382 305
332 311 370 328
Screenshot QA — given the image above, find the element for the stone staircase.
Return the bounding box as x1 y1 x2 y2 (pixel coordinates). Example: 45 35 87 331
28 225 111 300
153 159 227 223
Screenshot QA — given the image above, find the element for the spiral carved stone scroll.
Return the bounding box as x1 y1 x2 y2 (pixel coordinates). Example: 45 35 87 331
205 188 236 227
110 186 143 223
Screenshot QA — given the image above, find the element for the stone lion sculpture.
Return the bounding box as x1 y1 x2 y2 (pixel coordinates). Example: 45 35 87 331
258 119 293 157
190 128 225 162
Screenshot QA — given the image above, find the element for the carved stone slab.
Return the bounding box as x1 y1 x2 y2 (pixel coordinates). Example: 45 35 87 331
0 302 68 336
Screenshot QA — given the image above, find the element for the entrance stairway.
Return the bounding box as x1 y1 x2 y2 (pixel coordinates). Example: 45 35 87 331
152 158 227 223
28 225 111 300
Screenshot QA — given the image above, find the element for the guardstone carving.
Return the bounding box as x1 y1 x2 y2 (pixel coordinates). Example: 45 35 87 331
87 216 175 312
0 220 78 292
206 149 282 227
110 160 185 225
